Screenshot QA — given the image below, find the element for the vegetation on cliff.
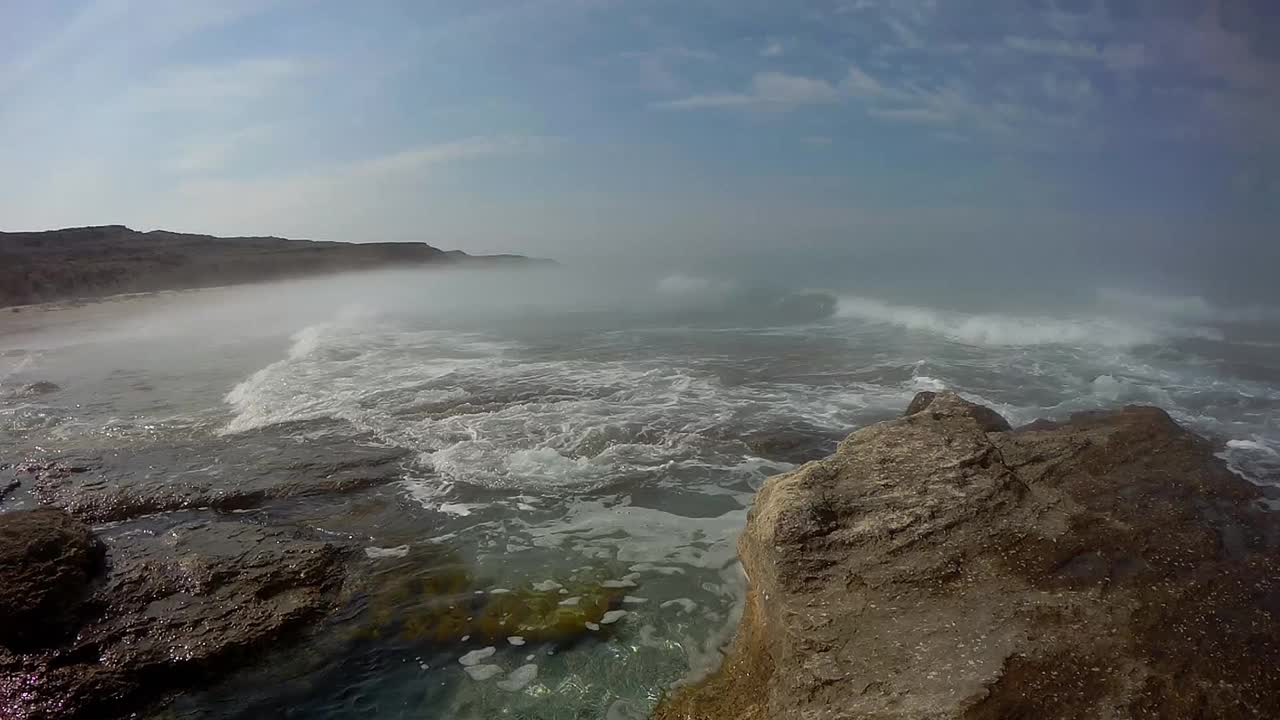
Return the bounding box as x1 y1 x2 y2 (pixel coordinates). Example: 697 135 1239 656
0 225 547 307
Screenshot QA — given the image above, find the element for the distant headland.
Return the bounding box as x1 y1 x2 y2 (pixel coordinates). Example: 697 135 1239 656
0 225 553 307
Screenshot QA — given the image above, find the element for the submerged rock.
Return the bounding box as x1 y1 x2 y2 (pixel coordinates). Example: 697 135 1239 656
0 518 352 720
6 381 62 398
742 423 843 464
656 391 1280 720
25 431 409 523
357 550 626 648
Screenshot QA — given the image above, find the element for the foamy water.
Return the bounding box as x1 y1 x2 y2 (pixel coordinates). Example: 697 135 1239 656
2 272 1278 718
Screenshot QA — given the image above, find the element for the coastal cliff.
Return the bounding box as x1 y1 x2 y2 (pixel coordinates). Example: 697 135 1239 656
0 225 550 307
657 391 1280 719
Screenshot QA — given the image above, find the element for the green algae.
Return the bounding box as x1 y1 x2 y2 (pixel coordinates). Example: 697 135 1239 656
356 549 627 647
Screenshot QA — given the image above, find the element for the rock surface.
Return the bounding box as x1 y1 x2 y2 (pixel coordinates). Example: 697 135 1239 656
656 391 1280 720
19 435 409 523
0 509 104 650
0 381 62 399
0 517 352 720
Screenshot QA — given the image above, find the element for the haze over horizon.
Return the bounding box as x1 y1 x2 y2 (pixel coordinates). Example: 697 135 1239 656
2 1 1278 291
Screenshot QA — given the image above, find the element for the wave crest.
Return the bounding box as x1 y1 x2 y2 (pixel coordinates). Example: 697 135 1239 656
833 296 1167 347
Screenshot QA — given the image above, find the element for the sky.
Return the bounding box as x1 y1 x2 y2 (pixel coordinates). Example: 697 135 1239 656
1 0 1277 270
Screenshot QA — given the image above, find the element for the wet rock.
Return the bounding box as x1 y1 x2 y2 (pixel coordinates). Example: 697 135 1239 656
903 388 1012 431
5 381 61 398
26 433 409 523
0 518 352 720
14 460 89 482
0 509 104 650
742 423 843 464
657 391 1280 720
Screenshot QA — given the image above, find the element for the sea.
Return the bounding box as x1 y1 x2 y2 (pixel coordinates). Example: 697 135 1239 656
2 261 1278 719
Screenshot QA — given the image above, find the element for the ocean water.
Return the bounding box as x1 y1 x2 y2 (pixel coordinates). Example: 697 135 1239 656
2 265 1278 718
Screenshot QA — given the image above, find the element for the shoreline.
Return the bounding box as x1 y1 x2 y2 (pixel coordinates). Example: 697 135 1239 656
0 225 553 309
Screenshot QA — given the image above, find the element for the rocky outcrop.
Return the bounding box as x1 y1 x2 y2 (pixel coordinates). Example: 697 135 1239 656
0 381 62 399
0 509 104 650
0 225 553 307
18 435 409 523
657 392 1280 720
0 515 352 720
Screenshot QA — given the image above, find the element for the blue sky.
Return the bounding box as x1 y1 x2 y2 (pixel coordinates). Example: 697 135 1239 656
1 0 1277 259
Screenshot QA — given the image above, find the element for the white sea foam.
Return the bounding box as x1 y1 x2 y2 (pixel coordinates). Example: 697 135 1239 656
1227 439 1279 455
496 664 538 692
219 312 938 498
1096 288 1280 326
1221 436 1280 490
464 664 503 682
655 274 736 303
1090 374 1174 405
364 545 411 559
835 295 1161 347
661 598 697 613
459 647 496 666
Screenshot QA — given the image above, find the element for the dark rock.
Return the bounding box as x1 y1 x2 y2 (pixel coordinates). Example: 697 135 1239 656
15 460 89 483
657 392 1280 720
2 381 61 398
0 518 352 720
743 424 843 465
0 509 104 650
27 435 409 523
903 389 939 415
903 389 1012 432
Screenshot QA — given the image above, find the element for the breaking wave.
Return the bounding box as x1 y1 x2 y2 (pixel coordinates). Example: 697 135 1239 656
1096 288 1280 326
833 295 1213 347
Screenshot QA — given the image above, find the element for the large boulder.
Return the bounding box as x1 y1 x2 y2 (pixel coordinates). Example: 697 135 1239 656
0 518 352 720
0 509 104 650
657 392 1280 720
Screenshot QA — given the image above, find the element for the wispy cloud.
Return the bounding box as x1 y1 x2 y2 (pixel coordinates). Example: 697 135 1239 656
351 136 552 177
867 106 950 125
1004 36 1150 71
844 65 893 98
173 126 276 173
761 41 784 58
655 71 840 110
173 135 555 219
128 58 314 113
618 46 717 94
0 0 277 95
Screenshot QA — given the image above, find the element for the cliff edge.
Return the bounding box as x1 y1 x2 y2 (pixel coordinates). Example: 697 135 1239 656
0 225 552 307
656 391 1280 719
